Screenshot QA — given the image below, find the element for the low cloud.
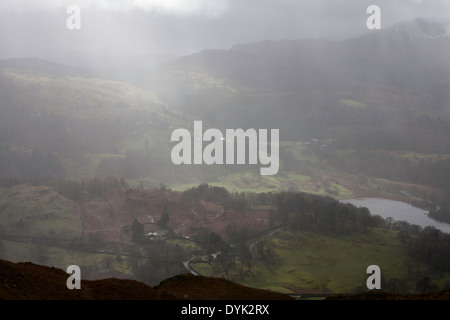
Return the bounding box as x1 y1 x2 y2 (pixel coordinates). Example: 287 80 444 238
1 0 450 60
0 0 229 18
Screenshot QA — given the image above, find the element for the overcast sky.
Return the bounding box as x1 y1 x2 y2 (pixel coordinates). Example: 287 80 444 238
1 0 450 64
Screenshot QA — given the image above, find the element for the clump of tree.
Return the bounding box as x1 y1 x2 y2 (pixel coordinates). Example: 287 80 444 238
157 202 170 228
131 218 145 242
128 242 186 286
194 228 229 256
428 206 450 224
272 192 379 235
184 184 275 213
406 226 450 272
226 225 255 279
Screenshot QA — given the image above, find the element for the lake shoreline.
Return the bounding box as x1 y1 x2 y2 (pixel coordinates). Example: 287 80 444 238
339 197 450 234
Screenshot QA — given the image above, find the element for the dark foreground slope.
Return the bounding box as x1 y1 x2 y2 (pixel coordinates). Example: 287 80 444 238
0 259 292 300
3 259 450 300
0 259 159 300
154 274 293 300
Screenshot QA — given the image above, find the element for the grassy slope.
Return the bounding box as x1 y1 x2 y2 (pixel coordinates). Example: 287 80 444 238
0 240 132 278
0 69 164 119
171 171 354 198
253 229 408 294
194 228 449 294
1 68 186 182
0 184 81 239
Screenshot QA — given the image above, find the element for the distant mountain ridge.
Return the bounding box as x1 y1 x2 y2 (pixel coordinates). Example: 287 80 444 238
147 17 450 152
387 18 450 40
2 18 449 97
169 18 450 96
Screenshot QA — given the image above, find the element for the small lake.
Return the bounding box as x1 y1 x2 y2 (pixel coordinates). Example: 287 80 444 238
340 198 450 234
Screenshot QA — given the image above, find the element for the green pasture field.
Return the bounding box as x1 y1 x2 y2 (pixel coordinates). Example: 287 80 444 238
194 228 450 294
0 240 133 278
0 185 81 239
170 170 353 199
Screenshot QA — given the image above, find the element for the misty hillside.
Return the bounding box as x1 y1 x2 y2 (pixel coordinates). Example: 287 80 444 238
151 19 450 156
166 18 450 95
1 18 450 201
